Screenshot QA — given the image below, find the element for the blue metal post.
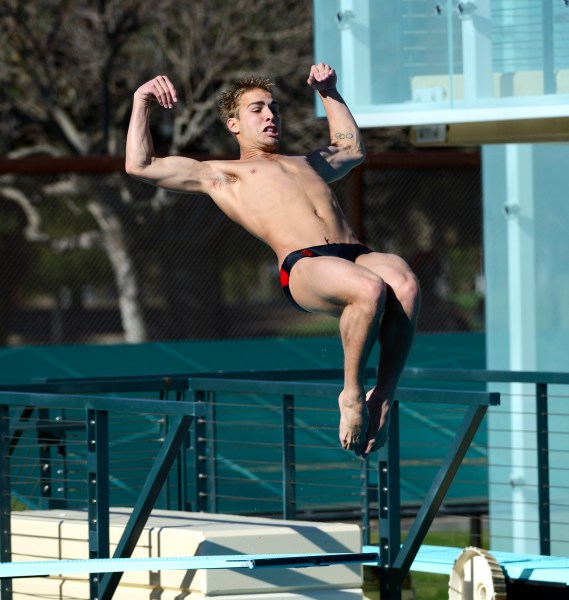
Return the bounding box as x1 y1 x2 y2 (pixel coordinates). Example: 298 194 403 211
362 460 371 545
159 387 172 509
193 391 208 512
378 402 401 600
282 394 296 519
176 390 191 512
0 404 12 600
205 391 218 513
87 409 110 599
37 407 53 509
536 382 550 555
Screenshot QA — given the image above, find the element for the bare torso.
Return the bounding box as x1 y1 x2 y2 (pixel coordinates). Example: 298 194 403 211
206 153 358 265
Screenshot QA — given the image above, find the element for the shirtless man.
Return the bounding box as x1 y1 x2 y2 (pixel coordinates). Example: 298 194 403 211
126 63 420 458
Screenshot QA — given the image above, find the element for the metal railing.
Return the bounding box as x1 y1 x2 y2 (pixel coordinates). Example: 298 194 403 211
0 389 206 600
4 367 566 537
400 368 569 557
3 367 569 598
184 373 499 600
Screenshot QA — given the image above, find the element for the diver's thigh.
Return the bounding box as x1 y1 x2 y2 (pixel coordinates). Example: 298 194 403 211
288 256 383 314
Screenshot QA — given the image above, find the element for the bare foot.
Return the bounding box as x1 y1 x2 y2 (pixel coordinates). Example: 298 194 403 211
338 389 369 456
362 387 391 457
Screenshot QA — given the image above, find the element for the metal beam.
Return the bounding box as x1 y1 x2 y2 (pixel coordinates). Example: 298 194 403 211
189 378 499 406
378 403 401 600
402 368 569 385
0 405 12 600
536 382 550 556
392 404 489 577
99 414 194 600
282 394 296 519
87 409 109 598
0 392 205 416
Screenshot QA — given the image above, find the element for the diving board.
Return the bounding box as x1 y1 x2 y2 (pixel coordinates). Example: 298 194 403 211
0 552 379 579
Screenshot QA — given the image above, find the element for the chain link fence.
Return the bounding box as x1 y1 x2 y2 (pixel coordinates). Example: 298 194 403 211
0 152 482 346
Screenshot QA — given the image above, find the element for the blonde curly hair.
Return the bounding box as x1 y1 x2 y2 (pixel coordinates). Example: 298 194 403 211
217 75 274 123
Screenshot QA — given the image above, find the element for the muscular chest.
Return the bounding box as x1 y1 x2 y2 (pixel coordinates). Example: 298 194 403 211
245 158 326 203
213 157 333 236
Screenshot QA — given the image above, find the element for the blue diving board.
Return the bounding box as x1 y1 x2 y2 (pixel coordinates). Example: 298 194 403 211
364 544 569 585
0 552 379 579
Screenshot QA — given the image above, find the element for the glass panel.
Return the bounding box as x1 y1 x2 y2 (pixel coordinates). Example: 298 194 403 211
372 1 458 105
314 0 569 126
313 0 343 76
493 0 569 96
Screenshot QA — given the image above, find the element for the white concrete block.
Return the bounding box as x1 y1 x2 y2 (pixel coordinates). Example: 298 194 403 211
10 509 363 597
13 577 362 600
151 511 361 594
11 509 152 586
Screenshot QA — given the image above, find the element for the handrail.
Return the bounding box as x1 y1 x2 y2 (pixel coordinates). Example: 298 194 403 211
0 391 206 416
402 367 569 384
4 366 568 394
187 377 500 406
0 391 205 600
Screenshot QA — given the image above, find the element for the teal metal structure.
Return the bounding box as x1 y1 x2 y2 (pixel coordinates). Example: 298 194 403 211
3 366 569 598
0 390 206 600
0 370 499 600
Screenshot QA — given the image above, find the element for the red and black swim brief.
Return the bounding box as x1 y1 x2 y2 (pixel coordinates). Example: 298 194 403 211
279 242 374 312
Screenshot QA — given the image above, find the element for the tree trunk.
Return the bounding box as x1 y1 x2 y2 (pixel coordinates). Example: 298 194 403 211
87 199 148 343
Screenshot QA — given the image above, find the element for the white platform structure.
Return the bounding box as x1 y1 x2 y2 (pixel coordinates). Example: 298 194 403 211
9 509 364 599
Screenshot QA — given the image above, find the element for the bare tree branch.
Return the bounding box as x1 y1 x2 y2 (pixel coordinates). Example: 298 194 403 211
0 186 48 242
51 106 92 155
50 230 102 252
7 145 63 158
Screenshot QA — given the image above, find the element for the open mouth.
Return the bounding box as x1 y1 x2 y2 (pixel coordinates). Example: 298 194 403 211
263 126 279 137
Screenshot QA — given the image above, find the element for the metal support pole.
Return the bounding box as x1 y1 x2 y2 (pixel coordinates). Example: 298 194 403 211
393 404 488 577
470 515 483 547
193 391 208 512
87 409 110 599
37 407 52 509
205 391 218 513
160 387 172 509
378 402 401 600
536 382 550 555
99 414 194 600
361 459 371 545
505 144 538 554
0 404 12 600
176 390 190 512
282 394 296 519
37 410 67 510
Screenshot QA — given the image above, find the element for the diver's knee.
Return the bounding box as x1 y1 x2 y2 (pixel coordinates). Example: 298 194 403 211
396 273 421 317
359 276 387 316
